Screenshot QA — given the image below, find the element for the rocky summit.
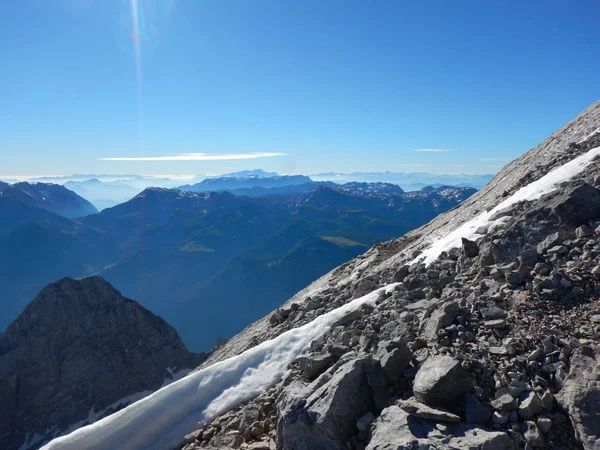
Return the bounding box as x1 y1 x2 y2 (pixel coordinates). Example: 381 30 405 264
0 276 205 450
178 101 600 449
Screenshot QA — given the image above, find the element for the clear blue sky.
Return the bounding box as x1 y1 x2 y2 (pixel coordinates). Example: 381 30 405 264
1 0 599 177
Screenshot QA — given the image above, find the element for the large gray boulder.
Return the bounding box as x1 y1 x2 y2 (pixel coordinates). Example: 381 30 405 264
366 405 514 450
375 340 413 382
422 301 460 341
0 277 204 450
413 355 473 408
556 345 600 450
277 357 375 450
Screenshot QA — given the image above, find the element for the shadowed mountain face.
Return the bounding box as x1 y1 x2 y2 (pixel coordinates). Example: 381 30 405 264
0 182 97 233
0 276 204 450
0 183 475 351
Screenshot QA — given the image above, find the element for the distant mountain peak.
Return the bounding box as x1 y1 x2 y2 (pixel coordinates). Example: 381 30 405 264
220 169 280 178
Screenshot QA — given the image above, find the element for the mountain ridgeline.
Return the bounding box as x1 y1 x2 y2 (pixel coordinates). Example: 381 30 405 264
0 277 204 450
0 182 97 233
0 180 475 351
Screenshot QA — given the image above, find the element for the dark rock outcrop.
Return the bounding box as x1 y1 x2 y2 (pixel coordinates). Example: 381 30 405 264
0 276 204 450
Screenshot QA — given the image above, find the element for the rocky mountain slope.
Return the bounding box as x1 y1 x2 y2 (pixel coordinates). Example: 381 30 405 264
0 277 205 450
41 102 600 450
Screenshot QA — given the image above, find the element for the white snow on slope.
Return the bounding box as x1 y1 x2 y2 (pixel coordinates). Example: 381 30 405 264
413 146 600 266
42 284 397 450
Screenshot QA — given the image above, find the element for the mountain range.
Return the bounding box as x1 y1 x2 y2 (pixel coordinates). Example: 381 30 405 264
0 179 475 351
310 171 494 190
1 171 494 210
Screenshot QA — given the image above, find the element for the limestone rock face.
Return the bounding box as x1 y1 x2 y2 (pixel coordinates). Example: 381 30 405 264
557 345 600 450
276 357 375 450
412 355 473 408
0 276 204 450
365 406 515 450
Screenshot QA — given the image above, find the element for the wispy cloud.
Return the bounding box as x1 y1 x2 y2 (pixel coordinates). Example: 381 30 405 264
100 152 286 161
479 158 508 161
413 148 451 153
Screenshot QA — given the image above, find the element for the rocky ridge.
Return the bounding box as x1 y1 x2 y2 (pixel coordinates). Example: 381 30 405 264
0 276 206 450
183 101 600 449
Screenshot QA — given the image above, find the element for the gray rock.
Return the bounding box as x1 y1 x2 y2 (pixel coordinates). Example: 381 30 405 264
576 225 593 238
507 381 528 398
376 340 413 382
296 353 336 381
543 183 600 226
413 355 472 408
518 391 543 420
0 277 203 450
485 319 508 329
398 397 460 423
356 412 375 432
482 307 508 320
489 346 511 356
537 232 562 254
505 271 523 285
393 265 410 283
556 345 600 450
537 417 552 433
492 393 518 412
519 247 539 268
465 393 492 425
492 411 510 424
277 357 375 450
423 301 460 341
366 406 514 450
331 309 365 328
540 390 554 411
523 421 545 448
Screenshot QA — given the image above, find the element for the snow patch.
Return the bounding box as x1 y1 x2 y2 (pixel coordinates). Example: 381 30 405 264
42 284 397 450
413 146 600 266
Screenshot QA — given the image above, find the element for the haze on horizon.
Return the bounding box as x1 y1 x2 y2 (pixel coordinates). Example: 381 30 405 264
1 0 599 178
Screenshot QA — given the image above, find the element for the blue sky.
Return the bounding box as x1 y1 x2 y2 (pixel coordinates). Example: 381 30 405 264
1 0 599 177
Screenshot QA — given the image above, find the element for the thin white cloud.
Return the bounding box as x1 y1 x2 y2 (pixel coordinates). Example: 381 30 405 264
100 152 286 161
413 148 451 153
479 158 508 161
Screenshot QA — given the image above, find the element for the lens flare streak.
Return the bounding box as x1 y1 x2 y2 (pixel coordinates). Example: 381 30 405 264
130 0 143 151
